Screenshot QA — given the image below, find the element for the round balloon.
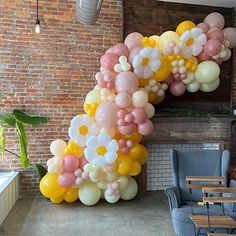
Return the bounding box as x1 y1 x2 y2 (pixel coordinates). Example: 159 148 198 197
204 12 225 30
79 183 101 206
124 32 143 50
176 20 196 35
50 139 67 157
195 61 220 84
158 31 180 53
200 77 220 92
222 27 236 48
120 178 138 200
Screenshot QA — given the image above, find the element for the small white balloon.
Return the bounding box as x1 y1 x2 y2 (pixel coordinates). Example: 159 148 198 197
105 192 120 204
50 139 67 157
144 103 155 119
187 81 200 93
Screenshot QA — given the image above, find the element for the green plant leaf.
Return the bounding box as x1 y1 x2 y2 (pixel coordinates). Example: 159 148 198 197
13 109 49 125
0 113 16 126
16 121 30 170
32 164 47 180
0 125 5 160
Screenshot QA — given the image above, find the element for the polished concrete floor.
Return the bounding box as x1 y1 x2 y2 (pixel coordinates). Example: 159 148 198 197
0 191 175 236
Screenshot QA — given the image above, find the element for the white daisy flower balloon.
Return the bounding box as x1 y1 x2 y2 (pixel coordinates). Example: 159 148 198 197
180 27 207 58
132 47 161 79
84 134 119 168
68 115 100 147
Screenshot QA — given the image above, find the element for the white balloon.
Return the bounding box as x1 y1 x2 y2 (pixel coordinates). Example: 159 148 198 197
79 183 101 206
187 81 200 93
117 176 129 190
182 72 196 85
50 139 67 157
105 192 120 203
144 103 155 118
120 178 138 200
200 77 220 93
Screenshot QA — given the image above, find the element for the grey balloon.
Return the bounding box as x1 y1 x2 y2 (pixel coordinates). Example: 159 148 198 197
75 0 104 25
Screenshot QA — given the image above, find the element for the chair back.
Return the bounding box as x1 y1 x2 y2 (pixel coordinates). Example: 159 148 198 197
171 149 230 202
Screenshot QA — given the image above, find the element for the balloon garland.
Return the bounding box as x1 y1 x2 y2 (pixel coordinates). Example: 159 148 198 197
40 12 236 205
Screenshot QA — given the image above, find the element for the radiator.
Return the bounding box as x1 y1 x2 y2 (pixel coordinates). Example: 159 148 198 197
0 172 19 225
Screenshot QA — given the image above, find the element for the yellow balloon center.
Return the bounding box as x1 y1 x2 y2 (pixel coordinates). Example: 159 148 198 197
97 146 107 156
141 57 149 67
186 37 194 47
79 125 88 135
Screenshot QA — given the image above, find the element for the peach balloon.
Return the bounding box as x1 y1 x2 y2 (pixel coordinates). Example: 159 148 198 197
128 47 142 64
115 71 139 94
113 43 129 57
124 32 143 50
115 92 132 108
204 12 225 30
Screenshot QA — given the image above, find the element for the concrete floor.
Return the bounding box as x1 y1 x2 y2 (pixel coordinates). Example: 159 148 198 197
0 191 175 236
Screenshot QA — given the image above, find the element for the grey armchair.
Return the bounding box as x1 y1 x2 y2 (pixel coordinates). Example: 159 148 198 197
165 149 236 236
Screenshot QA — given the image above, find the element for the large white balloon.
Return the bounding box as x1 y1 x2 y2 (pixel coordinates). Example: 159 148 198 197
120 178 138 200
79 183 101 206
195 61 220 84
104 192 120 203
187 81 200 93
50 139 67 157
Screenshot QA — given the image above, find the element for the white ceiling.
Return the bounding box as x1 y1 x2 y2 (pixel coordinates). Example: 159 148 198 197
157 0 236 8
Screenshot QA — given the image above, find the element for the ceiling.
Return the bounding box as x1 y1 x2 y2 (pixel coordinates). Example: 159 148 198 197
157 0 236 8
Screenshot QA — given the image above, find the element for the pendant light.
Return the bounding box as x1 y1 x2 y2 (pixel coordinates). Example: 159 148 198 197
35 0 40 33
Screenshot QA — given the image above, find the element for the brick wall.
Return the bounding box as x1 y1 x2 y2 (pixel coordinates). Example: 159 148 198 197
0 0 123 195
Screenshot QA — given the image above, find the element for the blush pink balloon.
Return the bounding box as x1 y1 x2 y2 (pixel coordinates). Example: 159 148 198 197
131 108 147 124
128 46 142 64
164 75 174 85
170 81 186 96
58 172 76 188
113 43 129 57
124 32 144 50
222 27 236 48
204 12 225 30
62 156 80 172
197 22 209 34
79 157 88 170
115 71 139 94
115 92 132 108
207 29 224 43
100 53 119 71
138 120 154 136
105 47 114 54
95 102 118 127
204 39 221 57
214 57 223 65
118 123 137 135
197 51 211 62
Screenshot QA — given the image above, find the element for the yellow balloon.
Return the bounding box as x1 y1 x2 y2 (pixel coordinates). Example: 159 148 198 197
139 78 150 87
40 173 66 199
150 35 159 48
116 154 133 175
139 145 148 165
176 21 196 35
64 188 79 203
148 92 165 105
130 161 142 176
142 36 157 48
153 57 171 82
84 102 99 117
85 89 102 104
124 131 142 143
50 194 65 204
128 143 143 160
158 31 180 53
64 140 83 157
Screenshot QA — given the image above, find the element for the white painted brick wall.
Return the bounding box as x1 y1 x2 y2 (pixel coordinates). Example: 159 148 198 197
146 143 220 191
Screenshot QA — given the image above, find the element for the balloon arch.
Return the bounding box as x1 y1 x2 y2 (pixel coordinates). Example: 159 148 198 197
40 13 236 205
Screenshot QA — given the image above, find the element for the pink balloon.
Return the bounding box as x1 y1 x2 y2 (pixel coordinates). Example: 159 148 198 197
222 27 236 48
197 22 209 34
62 156 80 172
118 123 137 135
138 120 154 136
170 81 186 96
204 12 225 30
115 71 139 94
197 51 211 62
122 147 129 154
204 39 221 57
115 92 132 108
58 172 76 188
207 29 224 43
164 75 174 85
128 46 142 64
124 32 143 50
100 53 119 71
79 157 88 170
214 57 223 65
105 47 114 54
95 102 118 127
131 108 147 124
113 43 129 57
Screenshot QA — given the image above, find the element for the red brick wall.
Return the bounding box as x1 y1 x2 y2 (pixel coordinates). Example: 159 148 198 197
0 0 123 195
